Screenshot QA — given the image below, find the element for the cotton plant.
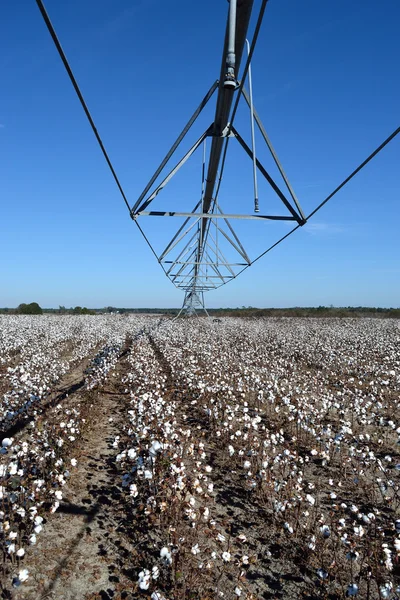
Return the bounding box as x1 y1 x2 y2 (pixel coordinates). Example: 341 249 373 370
1 315 399 597
143 318 400 598
115 335 255 598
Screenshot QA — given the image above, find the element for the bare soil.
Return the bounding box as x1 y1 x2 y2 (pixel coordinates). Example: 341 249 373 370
12 352 137 600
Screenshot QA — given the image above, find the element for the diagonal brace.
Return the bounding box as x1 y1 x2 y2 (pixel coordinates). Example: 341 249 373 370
241 87 306 221
231 126 306 224
130 81 218 215
134 128 212 214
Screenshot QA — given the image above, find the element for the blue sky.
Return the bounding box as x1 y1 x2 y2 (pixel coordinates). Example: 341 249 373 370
1 0 399 308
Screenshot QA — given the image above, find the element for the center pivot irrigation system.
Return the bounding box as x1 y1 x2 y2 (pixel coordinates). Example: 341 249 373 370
36 0 399 316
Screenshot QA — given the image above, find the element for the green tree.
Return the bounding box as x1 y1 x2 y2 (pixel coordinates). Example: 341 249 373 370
17 302 43 315
72 306 95 315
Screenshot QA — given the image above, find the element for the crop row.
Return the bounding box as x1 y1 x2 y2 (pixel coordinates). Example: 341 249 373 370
116 318 400 599
0 315 149 591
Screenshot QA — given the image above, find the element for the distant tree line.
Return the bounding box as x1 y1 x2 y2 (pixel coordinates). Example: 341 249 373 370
207 306 400 319
58 306 95 315
1 305 399 318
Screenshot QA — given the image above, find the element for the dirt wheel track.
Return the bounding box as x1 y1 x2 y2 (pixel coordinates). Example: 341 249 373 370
12 347 138 600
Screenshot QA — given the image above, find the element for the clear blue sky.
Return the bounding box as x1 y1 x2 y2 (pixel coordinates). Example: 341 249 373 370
1 0 399 308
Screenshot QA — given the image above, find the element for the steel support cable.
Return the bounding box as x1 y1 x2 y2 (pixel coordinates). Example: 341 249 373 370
213 124 400 288
131 80 218 215
35 0 213 270
133 220 172 281
306 125 400 221
35 0 131 214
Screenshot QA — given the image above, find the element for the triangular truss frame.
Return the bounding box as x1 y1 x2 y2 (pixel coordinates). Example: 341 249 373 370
129 0 307 312
130 84 306 296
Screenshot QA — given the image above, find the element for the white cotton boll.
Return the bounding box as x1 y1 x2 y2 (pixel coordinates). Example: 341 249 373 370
149 440 162 455
51 501 60 514
353 526 365 538
70 458 77 467
34 516 43 526
19 568 30 584
16 548 25 557
12 569 29 587
316 568 328 580
160 547 172 565
8 463 18 475
138 569 151 590
347 583 359 596
152 565 160 579
284 522 293 534
234 587 242 596
320 525 330 538
144 469 153 479
130 484 138 498
191 544 200 555
308 535 316 550
362 514 371 524
151 592 167 600
2 438 12 448
55 490 63 500
306 494 315 506
222 551 231 562
29 534 36 545
380 584 392 599
127 449 137 459
8 543 16 554
34 524 43 534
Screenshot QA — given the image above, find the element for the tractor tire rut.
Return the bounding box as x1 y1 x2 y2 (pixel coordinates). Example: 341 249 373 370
12 348 138 600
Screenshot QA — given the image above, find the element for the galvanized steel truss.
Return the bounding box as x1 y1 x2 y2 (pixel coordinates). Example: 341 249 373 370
130 0 306 311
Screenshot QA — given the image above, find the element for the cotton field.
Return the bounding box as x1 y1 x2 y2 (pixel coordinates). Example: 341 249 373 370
1 315 399 599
